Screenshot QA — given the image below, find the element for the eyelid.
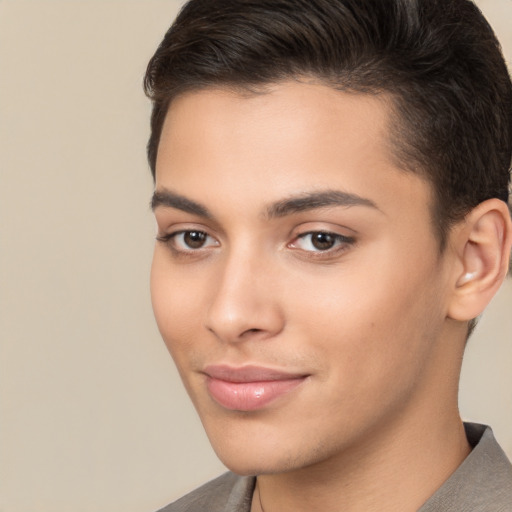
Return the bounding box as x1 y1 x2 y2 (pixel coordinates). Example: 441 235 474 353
156 228 220 254
288 230 356 255
155 220 218 242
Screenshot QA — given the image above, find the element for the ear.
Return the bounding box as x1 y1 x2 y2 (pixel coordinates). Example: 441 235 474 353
447 198 512 321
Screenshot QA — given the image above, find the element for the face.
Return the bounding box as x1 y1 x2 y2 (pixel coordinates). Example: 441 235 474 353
151 82 456 476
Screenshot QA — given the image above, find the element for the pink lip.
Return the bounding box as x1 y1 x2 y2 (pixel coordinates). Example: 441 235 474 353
203 365 308 411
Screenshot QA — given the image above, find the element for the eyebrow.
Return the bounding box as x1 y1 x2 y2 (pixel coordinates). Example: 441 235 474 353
266 190 380 218
151 188 380 218
151 189 212 218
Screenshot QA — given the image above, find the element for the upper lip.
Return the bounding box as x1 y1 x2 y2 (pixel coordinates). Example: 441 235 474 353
203 364 308 383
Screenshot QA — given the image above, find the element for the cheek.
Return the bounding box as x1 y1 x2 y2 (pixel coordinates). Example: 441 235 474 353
285 252 444 385
150 253 173 336
150 251 199 355
150 254 210 405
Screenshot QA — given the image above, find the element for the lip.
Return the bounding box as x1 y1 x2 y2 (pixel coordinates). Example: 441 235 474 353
203 365 308 411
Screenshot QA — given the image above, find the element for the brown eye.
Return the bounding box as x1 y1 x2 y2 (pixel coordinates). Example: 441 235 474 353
183 231 208 249
156 229 219 254
310 232 336 250
289 231 355 254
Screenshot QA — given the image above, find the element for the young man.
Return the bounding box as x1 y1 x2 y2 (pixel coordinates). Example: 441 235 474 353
145 0 512 510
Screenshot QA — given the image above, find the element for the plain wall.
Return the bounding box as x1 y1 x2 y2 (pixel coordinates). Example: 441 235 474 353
1 1 511 511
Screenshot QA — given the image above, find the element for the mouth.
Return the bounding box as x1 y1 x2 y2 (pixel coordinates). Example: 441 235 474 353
203 364 309 411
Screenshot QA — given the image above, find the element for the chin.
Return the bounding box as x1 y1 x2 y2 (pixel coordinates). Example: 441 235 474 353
217 454 296 477
206 428 317 477
207 438 280 475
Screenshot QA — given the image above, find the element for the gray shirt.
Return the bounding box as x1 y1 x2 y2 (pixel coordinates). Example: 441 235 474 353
158 423 512 511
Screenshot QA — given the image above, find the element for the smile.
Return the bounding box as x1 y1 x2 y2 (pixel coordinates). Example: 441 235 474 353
203 365 309 411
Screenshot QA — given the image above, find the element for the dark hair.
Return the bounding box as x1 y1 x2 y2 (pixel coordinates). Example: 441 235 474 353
144 0 512 247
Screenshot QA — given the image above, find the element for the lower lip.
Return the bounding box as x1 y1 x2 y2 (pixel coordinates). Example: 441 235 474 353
206 377 306 411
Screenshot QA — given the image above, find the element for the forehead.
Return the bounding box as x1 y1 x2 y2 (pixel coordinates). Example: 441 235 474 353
159 81 393 170
155 81 433 227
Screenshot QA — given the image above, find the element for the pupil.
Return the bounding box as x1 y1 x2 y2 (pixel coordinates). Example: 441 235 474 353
312 232 335 250
184 231 206 249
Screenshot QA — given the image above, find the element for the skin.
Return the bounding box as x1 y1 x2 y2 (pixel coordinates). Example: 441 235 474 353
150 81 510 511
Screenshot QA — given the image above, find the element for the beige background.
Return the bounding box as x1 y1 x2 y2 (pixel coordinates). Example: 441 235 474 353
1 1 511 511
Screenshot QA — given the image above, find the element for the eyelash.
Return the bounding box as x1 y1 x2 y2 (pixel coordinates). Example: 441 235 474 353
288 231 355 255
156 230 355 259
156 230 218 255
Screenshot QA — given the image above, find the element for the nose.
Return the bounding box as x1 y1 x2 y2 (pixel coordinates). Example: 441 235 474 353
204 250 285 343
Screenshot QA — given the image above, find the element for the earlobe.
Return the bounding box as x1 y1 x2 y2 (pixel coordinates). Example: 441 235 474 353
448 199 512 322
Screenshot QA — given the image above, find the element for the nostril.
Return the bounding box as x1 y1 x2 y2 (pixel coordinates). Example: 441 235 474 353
239 328 264 338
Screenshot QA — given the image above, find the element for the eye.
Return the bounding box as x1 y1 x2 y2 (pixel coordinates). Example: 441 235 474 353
176 231 213 250
289 231 354 252
157 230 219 251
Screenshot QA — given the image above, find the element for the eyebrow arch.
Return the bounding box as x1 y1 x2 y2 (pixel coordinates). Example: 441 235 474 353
151 188 380 219
266 190 380 218
151 189 212 218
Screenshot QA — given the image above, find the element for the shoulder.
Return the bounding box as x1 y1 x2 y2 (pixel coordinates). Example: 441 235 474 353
155 472 255 512
420 423 512 511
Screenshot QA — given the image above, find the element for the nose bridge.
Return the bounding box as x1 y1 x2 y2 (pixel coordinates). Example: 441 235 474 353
205 241 283 342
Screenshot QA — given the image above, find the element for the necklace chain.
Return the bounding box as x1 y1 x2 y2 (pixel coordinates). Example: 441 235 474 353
256 480 265 512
